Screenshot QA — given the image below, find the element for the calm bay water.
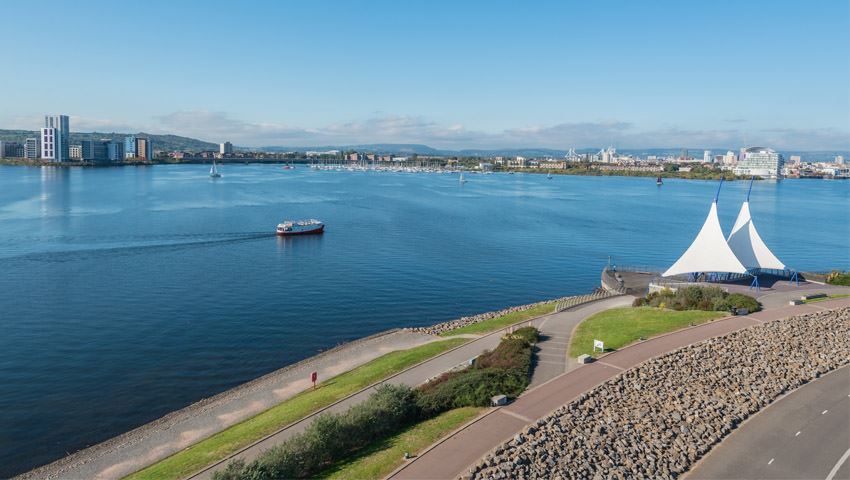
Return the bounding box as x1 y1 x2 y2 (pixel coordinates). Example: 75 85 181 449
0 164 848 475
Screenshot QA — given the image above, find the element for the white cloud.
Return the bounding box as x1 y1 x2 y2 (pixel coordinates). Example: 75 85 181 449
5 111 847 150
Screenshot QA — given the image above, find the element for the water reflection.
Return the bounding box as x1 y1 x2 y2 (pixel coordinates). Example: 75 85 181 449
39 166 71 219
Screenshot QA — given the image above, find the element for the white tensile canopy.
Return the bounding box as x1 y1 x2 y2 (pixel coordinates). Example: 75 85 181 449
662 201 748 277
726 201 785 271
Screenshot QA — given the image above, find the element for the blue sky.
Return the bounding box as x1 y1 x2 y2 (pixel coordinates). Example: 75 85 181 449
2 0 848 149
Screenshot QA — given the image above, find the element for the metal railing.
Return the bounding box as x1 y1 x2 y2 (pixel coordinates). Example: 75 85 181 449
606 264 662 274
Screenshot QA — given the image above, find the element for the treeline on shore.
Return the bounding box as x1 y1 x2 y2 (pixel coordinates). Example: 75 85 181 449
508 164 751 181
1 157 749 181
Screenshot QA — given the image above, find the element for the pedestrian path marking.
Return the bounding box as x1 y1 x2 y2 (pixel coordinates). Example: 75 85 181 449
595 360 624 371
795 431 801 437
767 458 774 465
822 409 828 414
500 409 533 423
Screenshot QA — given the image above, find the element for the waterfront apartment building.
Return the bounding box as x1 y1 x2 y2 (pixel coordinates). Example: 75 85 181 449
136 137 151 160
1 141 24 158
124 136 137 158
80 139 124 163
69 145 82 160
81 140 109 162
107 140 124 162
723 151 737 165
733 147 785 179
124 136 152 160
220 141 233 155
24 138 39 159
703 150 711 163
41 115 70 162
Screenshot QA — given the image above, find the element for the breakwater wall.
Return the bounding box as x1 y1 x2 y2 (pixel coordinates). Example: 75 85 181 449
407 290 614 336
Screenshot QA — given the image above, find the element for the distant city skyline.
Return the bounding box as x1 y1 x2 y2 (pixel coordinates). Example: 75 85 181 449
1 0 848 150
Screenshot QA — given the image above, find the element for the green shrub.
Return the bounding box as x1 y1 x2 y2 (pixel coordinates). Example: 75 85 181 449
511 326 540 344
415 368 529 416
714 293 761 313
215 330 541 480
477 338 533 370
826 270 850 286
415 330 537 416
214 384 420 480
643 286 760 312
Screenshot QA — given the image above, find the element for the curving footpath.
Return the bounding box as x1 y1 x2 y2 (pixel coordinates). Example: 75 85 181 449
187 295 633 480
389 296 850 480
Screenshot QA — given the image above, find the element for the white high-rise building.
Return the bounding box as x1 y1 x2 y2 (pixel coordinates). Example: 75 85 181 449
41 115 70 162
24 138 39 159
723 150 737 165
220 141 233 155
40 128 56 161
703 150 711 163
835 155 845 165
733 147 784 179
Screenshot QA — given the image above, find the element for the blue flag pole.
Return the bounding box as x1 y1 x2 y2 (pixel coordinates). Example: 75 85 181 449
714 176 725 203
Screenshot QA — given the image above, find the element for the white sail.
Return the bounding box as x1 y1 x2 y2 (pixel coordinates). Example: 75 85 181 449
663 201 748 277
726 201 785 271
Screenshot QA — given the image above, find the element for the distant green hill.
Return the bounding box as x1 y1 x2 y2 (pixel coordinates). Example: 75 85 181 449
0 129 218 152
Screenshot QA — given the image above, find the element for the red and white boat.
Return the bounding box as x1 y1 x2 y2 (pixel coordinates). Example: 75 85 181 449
276 219 324 236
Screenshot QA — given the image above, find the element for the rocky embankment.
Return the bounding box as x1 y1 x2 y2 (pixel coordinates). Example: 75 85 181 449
469 307 850 479
405 300 556 336
407 290 611 336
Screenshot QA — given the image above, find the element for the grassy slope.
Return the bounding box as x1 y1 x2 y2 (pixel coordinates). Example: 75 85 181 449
320 407 484 479
569 307 725 358
125 337 468 480
805 293 850 303
440 303 555 337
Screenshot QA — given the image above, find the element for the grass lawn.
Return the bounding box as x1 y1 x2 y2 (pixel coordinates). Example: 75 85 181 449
569 307 725 358
440 303 555 337
320 407 484 479
804 293 850 303
124 337 468 480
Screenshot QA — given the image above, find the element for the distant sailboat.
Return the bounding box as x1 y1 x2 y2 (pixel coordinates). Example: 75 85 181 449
459 172 467 184
210 159 222 178
656 175 663 186
547 170 553 179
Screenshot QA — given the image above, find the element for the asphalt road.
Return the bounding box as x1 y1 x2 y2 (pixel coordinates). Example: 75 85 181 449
687 365 850 480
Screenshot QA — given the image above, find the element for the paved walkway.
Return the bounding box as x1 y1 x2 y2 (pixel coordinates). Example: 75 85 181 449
390 298 850 480
687 365 850 480
188 295 632 479
529 296 633 388
18 330 438 480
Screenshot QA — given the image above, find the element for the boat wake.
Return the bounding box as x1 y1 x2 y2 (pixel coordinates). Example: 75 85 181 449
0 232 277 263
